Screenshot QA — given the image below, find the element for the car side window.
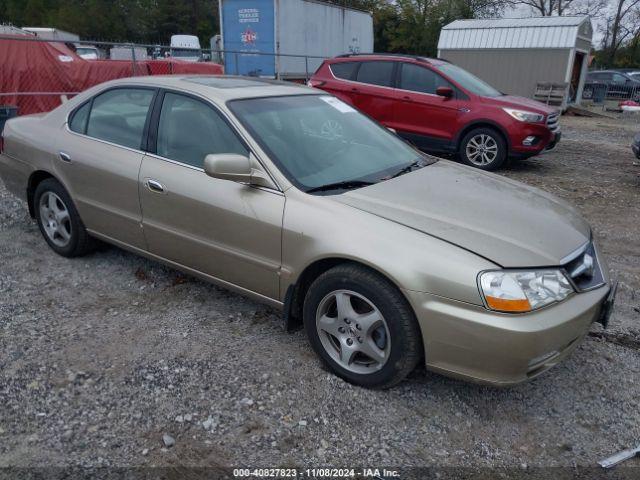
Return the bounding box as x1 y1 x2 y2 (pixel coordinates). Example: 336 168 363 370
399 63 452 95
330 62 359 80
355 61 394 87
612 73 627 83
156 92 248 168
86 88 154 149
69 101 91 134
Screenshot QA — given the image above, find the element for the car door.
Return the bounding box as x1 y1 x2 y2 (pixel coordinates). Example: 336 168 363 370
393 63 462 150
322 61 360 105
139 91 284 299
349 60 398 126
59 87 156 249
611 72 631 98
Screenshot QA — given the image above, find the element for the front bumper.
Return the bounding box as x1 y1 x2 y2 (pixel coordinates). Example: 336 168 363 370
404 285 611 386
507 117 560 158
544 130 561 152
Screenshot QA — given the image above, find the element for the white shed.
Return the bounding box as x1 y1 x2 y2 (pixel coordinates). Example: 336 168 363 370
437 16 593 105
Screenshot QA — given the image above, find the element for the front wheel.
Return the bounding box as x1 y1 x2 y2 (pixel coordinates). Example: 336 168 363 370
459 128 507 170
303 264 422 389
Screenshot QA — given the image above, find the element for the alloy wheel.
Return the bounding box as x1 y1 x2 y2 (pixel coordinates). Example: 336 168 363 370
466 134 499 166
315 289 391 374
39 191 72 248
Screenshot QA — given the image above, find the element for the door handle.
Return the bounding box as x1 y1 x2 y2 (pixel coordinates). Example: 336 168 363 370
146 179 165 193
351 87 359 92
58 151 72 163
402 95 411 101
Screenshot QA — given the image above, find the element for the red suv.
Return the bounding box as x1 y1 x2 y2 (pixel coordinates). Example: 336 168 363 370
309 54 560 170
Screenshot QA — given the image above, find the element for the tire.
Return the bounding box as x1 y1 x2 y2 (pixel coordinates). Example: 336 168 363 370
303 264 422 389
34 178 95 257
459 127 507 170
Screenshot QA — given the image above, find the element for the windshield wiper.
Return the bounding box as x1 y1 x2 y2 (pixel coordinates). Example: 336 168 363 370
388 160 425 179
306 179 375 194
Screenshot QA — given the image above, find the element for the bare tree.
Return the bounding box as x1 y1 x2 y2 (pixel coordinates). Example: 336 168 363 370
505 0 607 16
602 0 640 65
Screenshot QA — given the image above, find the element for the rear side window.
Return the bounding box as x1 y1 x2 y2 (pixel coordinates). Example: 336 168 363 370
86 88 154 149
400 63 452 95
356 61 394 87
329 62 358 80
69 101 90 134
156 92 248 168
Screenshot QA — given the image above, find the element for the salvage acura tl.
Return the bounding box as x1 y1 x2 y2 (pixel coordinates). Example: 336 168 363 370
0 76 617 388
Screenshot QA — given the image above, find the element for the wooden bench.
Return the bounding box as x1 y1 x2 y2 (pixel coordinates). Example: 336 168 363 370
534 82 568 107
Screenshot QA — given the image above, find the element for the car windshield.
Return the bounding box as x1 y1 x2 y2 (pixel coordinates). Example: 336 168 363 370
436 63 502 97
76 48 97 56
228 95 428 193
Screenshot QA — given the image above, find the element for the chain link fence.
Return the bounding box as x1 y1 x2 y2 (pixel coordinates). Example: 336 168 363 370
581 80 640 109
0 35 326 117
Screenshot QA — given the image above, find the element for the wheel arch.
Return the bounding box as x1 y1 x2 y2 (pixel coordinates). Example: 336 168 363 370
26 170 57 218
455 120 511 154
283 256 412 333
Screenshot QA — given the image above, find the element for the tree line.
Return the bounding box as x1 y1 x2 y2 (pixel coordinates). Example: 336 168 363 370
0 0 638 67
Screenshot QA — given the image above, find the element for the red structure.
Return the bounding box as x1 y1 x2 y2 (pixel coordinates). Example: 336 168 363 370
0 36 224 115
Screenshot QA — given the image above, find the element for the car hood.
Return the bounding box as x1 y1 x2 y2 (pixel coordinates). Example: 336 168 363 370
484 94 557 115
334 161 590 267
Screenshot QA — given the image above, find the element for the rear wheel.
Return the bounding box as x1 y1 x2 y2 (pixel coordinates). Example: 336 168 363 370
303 264 422 389
34 178 95 257
459 127 507 170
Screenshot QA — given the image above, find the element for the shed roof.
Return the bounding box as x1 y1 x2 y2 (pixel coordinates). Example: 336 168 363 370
438 16 592 50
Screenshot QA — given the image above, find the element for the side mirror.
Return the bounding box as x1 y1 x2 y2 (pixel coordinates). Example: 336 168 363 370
203 153 275 188
436 86 454 99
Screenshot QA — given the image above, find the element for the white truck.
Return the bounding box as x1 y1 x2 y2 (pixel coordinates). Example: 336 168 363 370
170 34 202 62
21 27 79 41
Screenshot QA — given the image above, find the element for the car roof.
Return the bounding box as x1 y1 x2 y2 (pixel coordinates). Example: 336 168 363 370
329 53 448 66
102 75 318 101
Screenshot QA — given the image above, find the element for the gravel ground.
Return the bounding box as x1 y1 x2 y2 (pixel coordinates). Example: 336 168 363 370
1 115 639 477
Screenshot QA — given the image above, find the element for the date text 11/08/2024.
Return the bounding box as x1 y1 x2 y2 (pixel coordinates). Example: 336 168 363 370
232 468 400 478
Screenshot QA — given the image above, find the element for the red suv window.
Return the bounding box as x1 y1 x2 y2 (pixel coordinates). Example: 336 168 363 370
330 62 359 80
399 63 452 95
355 61 395 87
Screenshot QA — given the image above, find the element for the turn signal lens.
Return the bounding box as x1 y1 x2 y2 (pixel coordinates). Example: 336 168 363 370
485 296 531 312
479 270 573 313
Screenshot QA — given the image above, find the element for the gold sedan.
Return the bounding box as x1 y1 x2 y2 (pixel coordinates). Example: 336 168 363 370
0 76 616 388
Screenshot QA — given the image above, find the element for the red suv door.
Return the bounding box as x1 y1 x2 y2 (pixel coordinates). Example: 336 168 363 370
394 62 463 151
347 60 398 126
320 61 361 105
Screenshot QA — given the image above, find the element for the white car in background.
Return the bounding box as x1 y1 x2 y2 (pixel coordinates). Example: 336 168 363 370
74 45 100 60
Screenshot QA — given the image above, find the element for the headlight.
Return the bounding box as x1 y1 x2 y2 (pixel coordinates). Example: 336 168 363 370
479 270 573 313
502 108 545 123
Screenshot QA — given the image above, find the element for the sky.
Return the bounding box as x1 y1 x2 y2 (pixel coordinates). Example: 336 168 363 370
504 2 610 46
